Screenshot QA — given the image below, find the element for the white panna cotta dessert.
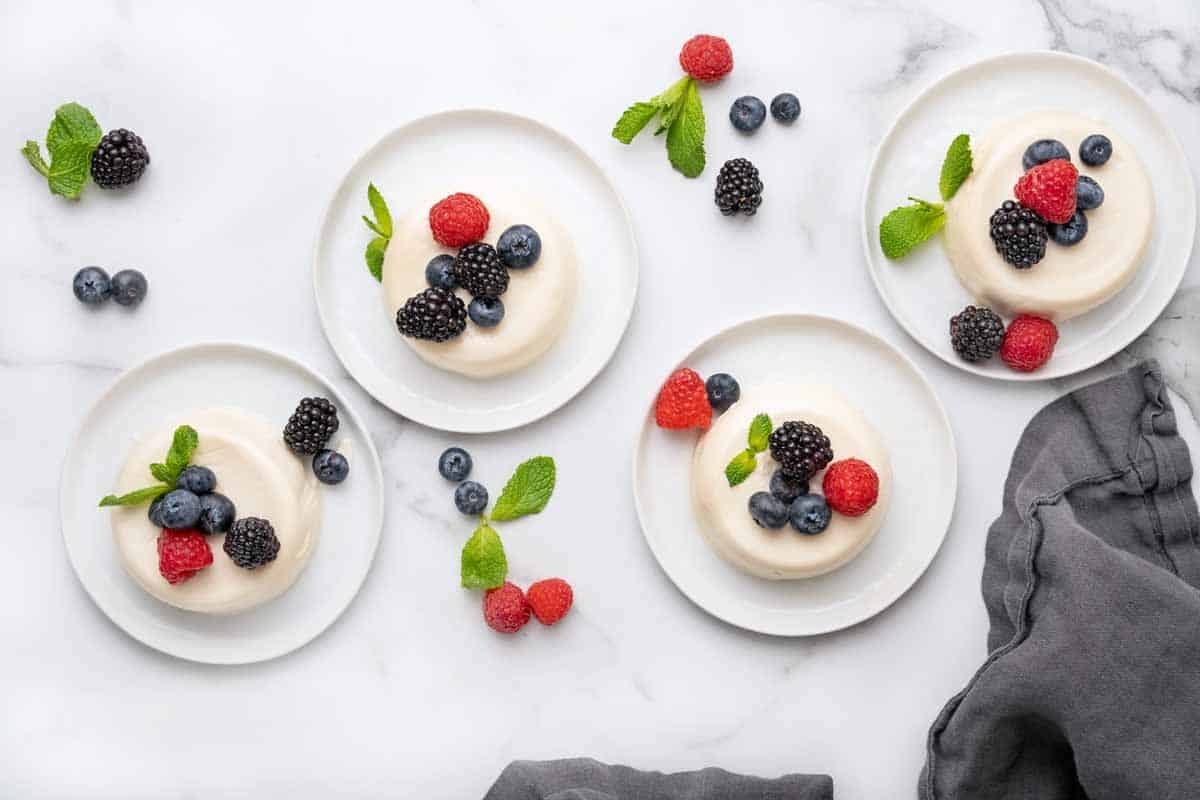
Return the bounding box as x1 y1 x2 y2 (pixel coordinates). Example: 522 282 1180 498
382 195 579 378
110 408 322 615
943 111 1154 321
690 384 892 580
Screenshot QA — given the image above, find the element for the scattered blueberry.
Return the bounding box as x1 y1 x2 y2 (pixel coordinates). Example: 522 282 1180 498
109 269 148 307
312 450 350 484
1048 211 1088 246
158 489 201 529
425 254 457 289
769 93 801 124
729 96 767 132
468 296 505 328
769 470 809 505
705 373 741 413
496 225 542 269
1075 175 1104 210
455 481 489 515
147 494 167 527
748 491 789 529
197 492 236 535
1079 134 1112 167
73 266 111 305
438 447 473 481
176 465 216 495
789 494 831 535
1022 139 1071 171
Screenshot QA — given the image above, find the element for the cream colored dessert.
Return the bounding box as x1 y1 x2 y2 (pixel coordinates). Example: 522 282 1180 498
382 196 579 378
943 111 1153 321
110 408 322 615
690 384 891 580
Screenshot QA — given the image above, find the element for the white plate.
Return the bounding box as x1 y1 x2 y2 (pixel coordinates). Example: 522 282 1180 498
863 51 1196 381
59 342 384 664
633 314 957 636
313 109 639 432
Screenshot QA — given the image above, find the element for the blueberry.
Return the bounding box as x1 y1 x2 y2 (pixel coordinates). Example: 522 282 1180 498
197 492 236 534
769 93 801 124
468 296 505 328
147 494 167 527
1048 210 1088 246
1022 139 1071 171
176 465 216 495
455 481 489 515
789 494 831 535
769 470 809 505
705 373 741 413
1079 134 1112 167
109 269 148 307
425 254 457 289
438 447 473 481
748 491 789 528
158 489 201 529
312 449 350 484
72 266 111 305
1075 175 1104 210
729 96 767 133
496 225 542 269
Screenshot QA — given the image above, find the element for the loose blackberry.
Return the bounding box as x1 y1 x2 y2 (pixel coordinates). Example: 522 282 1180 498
768 421 833 481
453 243 509 298
223 517 280 569
90 129 150 189
989 200 1047 269
396 286 468 342
950 305 1006 363
283 396 340 455
714 158 763 216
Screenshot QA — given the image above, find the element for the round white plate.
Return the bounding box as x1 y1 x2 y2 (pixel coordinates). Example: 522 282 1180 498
313 109 639 432
59 342 384 664
863 51 1196 381
633 314 957 636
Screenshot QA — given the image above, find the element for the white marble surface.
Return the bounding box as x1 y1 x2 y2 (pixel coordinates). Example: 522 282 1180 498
3 1 1198 797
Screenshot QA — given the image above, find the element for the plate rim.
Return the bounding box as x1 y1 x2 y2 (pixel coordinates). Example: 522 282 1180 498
310 106 640 432
860 49 1197 382
58 339 385 665
631 311 959 637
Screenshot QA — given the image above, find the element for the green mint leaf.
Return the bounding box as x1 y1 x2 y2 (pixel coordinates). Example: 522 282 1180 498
41 102 103 199
21 141 49 176
365 236 386 282
461 522 507 590
490 456 556 521
149 463 173 484
612 101 661 145
666 78 705 178
46 142 94 199
725 449 757 487
163 425 198 484
366 183 392 238
747 414 773 453
362 216 386 237
99 485 169 508
879 198 945 259
939 134 973 201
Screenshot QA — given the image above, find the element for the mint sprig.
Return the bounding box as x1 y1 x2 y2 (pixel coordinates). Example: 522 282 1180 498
459 456 557 590
612 75 707 178
724 414 773 487
21 102 104 199
879 134 972 260
99 425 198 508
460 522 507 590
362 183 392 282
939 134 973 201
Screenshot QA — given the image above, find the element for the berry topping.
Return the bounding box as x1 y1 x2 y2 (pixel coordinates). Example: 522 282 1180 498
176 465 216 495
769 470 809 504
148 494 167 527
425 254 457 290
822 459 880 517
1000 315 1058 372
1021 139 1070 171
496 225 542 269
438 447 473 481
729 96 766 132
468 296 505 328
526 578 573 626
950 305 1006 363
157 529 213 584
396 286 468 342
455 481 489 515
1014 159 1078 224
428 193 490 248
678 34 733 82
72 266 110 305
312 450 350 484
109 269 148 307
283 397 340 455
1079 134 1112 167
1075 175 1104 210
483 581 531 633
789 494 832 535
989 200 1047 269
157 489 202 530
453 242 509 299
1048 210 1088 246
705 373 741 413
748 491 789 528
770 93 801 124
768 421 833 481
196 493 236 535
715 158 763 216
90 129 150 189
223 517 280 569
654 368 712 430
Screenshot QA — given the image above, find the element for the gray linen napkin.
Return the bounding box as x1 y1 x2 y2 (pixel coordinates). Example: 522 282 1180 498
921 361 1200 799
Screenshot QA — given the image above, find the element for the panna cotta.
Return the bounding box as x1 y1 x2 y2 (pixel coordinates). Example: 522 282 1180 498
690 384 892 580
383 196 579 378
943 111 1154 321
110 408 322 615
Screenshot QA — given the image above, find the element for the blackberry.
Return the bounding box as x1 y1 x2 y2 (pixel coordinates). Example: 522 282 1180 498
714 158 763 216
768 421 833 481
950 305 1005 363
396 286 468 342
223 517 280 569
453 243 509 298
90 129 150 189
989 201 1047 269
283 396 340 455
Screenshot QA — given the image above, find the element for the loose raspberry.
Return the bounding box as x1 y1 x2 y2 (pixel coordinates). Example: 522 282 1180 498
157 529 213 585
822 459 880 517
1014 159 1078 224
1000 315 1058 372
429 193 490 248
483 582 530 634
527 578 573 626
678 35 733 83
654 368 712 430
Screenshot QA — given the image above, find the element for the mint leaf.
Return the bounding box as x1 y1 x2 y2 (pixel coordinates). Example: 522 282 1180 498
666 79 705 178
879 198 945 259
490 456 556 521
37 102 103 199
99 485 169 508
747 414 772 453
939 134 973 201
45 103 102 154
461 523 507 589
366 183 392 238
21 141 49 176
365 236 386 282
612 102 660 145
725 449 757 487
163 425 198 484
149 463 173 484
362 216 386 237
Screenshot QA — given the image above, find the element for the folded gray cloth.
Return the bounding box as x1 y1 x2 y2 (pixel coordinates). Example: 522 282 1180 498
485 758 833 799
921 361 1200 799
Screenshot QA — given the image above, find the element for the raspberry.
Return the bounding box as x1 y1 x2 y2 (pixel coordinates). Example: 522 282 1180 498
822 459 880 517
654 368 712 430
527 578 573 626
678 35 733 83
157 529 213 585
429 193 490 248
1014 159 1078 224
1000 315 1058 372
483 582 530 634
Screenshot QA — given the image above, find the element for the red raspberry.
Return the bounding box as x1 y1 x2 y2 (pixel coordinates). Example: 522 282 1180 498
429 193 490 248
527 578 573 626
654 368 712 430
1014 159 1078 224
157 529 213 585
678 35 733 83
822 459 880 517
483 582 530 634
1000 314 1058 372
